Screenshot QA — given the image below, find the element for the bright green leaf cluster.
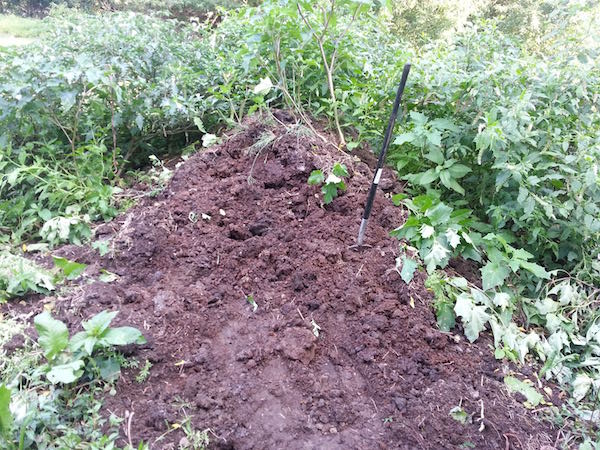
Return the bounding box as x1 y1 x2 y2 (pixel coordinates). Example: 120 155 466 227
307 162 350 204
34 310 146 385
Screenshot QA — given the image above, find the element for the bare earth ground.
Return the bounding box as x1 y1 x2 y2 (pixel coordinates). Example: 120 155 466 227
4 116 557 449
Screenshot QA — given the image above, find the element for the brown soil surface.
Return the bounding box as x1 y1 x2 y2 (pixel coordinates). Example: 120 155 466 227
7 116 556 449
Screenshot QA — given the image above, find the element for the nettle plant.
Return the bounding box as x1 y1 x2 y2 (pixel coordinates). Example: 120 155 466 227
390 193 481 275
308 162 349 204
34 310 146 384
393 112 472 195
392 194 600 403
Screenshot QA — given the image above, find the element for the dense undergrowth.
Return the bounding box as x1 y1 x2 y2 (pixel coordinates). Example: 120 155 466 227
0 7 247 245
1 0 600 447
0 0 251 19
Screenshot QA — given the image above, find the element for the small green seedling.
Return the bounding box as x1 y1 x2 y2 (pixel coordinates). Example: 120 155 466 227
308 162 349 204
53 256 87 280
99 269 118 283
311 319 321 338
92 239 111 256
136 359 153 383
449 405 470 424
246 294 258 312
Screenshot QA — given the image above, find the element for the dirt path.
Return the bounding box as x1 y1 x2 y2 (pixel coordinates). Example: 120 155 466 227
43 117 553 449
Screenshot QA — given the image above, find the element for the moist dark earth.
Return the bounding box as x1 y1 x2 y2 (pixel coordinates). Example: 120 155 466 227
5 116 557 449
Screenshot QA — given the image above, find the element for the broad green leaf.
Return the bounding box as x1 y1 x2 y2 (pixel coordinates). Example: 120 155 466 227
439 170 465 195
98 357 121 382
425 203 453 226
426 130 442 147
69 331 97 355
252 76 273 95
53 256 87 280
332 163 349 178
413 169 437 185
516 332 540 363
0 384 12 437
447 164 471 179
412 195 435 211
425 147 444 164
448 277 468 289
423 239 450 273
519 261 550 280
572 373 592 402
322 182 341 204
420 224 435 238
454 294 489 342
308 170 324 185
47 360 85 384
193 117 206 133
465 305 489 342
325 173 342 185
34 312 69 361
504 376 543 407
60 90 77 111
399 256 418 284
202 133 217 148
480 261 510 291
430 118 459 131
445 229 461 249
391 193 407 206
409 111 428 126
102 327 146 346
393 132 415 146
436 301 456 332
493 292 510 309
82 311 118 337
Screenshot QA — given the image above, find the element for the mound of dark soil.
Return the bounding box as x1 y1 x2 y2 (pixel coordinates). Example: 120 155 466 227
17 117 556 449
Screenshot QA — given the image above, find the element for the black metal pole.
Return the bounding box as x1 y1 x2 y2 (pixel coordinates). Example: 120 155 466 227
356 63 411 246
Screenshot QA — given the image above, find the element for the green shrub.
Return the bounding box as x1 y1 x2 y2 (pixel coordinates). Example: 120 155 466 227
390 23 600 283
0 7 240 244
0 0 252 19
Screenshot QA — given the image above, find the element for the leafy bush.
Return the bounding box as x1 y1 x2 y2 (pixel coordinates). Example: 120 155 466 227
391 23 600 282
385 18 600 407
0 0 251 18
0 7 239 245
